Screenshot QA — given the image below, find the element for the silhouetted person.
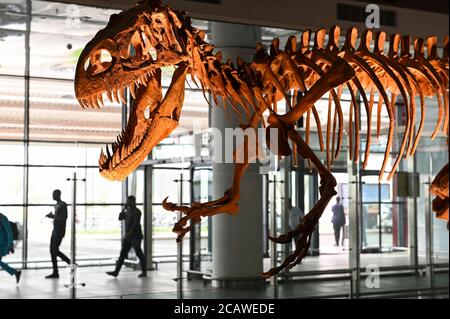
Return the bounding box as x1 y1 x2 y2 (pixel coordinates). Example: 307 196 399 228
45 189 71 279
331 196 346 247
107 196 146 278
0 213 21 284
288 202 303 252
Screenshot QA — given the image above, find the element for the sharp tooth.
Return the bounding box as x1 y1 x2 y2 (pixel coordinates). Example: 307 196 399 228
98 93 104 107
130 83 136 99
77 99 85 109
106 145 111 158
92 97 100 109
99 148 106 165
118 89 127 104
106 90 113 103
82 98 90 108
112 90 120 104
115 149 121 162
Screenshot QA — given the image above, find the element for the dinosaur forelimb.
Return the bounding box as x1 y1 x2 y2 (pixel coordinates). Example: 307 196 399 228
261 125 337 278
162 161 250 241
430 163 449 224
163 187 240 241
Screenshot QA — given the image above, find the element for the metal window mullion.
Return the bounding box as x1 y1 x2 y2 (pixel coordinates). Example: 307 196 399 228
22 0 32 270
121 88 128 238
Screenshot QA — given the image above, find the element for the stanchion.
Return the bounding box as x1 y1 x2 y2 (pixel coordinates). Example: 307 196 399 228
174 173 184 299
64 172 86 299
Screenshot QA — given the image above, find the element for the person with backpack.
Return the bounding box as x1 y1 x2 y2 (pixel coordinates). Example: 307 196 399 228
0 212 21 284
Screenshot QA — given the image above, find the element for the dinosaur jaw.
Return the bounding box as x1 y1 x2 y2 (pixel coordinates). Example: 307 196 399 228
83 64 188 181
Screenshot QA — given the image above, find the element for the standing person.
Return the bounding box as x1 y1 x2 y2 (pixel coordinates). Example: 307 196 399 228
107 196 146 278
288 202 303 252
0 213 21 284
45 189 71 279
331 196 346 247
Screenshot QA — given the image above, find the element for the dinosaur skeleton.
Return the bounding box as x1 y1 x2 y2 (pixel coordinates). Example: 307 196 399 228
75 0 449 278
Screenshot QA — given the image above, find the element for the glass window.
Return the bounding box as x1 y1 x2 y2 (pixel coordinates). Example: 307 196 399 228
0 76 24 140
29 78 122 142
30 1 119 80
0 141 23 165
76 205 121 260
0 1 26 76
0 166 23 205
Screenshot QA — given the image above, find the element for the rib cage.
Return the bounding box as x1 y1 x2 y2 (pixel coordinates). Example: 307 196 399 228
192 25 449 180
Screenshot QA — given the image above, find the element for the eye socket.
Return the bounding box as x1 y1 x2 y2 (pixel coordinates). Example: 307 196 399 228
100 49 112 63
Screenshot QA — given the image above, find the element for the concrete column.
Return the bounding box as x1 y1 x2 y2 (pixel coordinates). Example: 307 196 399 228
143 165 154 271
210 22 264 287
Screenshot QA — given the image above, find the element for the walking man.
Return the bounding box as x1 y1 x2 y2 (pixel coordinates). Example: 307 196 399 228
331 196 346 247
45 189 71 279
107 196 146 278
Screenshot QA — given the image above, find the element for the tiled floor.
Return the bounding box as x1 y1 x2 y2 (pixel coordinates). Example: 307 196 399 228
0 253 448 299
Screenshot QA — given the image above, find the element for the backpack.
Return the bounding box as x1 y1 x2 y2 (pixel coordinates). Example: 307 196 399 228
9 222 19 241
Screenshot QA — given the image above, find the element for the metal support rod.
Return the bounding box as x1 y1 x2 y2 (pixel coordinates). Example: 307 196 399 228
410 155 419 273
378 181 382 250
425 176 435 296
121 88 129 240
22 0 32 270
282 158 290 262
271 174 278 299
356 161 361 298
70 172 77 299
65 172 86 299
177 173 184 299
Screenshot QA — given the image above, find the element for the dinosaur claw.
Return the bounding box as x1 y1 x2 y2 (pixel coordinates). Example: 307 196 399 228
260 271 272 279
162 197 181 211
172 224 184 234
162 197 171 208
269 233 293 244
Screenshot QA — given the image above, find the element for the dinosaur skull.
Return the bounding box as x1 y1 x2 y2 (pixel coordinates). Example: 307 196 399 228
75 1 193 180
